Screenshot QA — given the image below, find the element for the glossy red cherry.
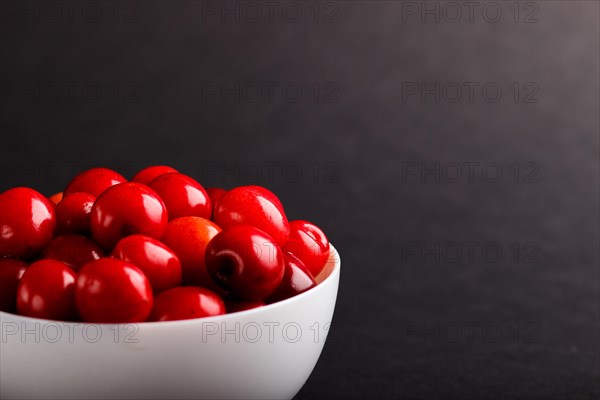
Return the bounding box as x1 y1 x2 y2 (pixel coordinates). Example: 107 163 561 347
42 234 104 272
132 165 178 185
0 187 56 259
76 258 153 323
266 252 316 303
17 260 76 320
226 299 265 313
49 192 63 205
0 259 28 312
206 187 227 218
213 185 290 246
161 217 221 288
55 192 96 234
64 167 126 197
147 173 211 220
205 225 285 301
206 187 226 204
149 287 225 322
112 234 182 293
90 182 168 250
284 220 330 277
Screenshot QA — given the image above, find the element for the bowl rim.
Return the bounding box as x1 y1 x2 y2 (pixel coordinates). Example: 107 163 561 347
0 244 341 328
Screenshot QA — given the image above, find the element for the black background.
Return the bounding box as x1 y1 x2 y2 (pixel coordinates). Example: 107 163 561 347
1 1 599 398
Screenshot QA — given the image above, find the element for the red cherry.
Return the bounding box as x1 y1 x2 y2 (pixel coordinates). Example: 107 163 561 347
284 220 330 277
150 287 225 322
42 234 104 272
213 185 290 246
64 168 126 197
55 192 96 234
49 192 63 205
225 299 265 313
206 187 227 218
112 234 182 293
206 188 226 204
266 253 316 303
162 217 221 288
0 259 28 312
76 258 153 323
132 165 178 185
17 260 76 320
205 225 285 301
0 187 56 259
148 173 211 220
90 182 168 250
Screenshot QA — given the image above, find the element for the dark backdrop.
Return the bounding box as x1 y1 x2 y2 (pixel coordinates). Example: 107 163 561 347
1 1 599 398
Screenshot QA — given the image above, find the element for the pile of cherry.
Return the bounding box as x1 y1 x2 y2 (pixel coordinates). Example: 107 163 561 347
0 166 330 323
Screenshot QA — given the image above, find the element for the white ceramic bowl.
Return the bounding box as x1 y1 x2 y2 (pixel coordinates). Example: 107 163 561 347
0 246 340 400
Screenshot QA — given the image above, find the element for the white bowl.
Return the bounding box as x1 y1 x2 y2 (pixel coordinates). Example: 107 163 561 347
0 246 340 400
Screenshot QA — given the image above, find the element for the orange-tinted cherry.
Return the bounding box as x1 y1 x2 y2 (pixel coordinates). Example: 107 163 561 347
49 192 63 205
161 216 221 289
